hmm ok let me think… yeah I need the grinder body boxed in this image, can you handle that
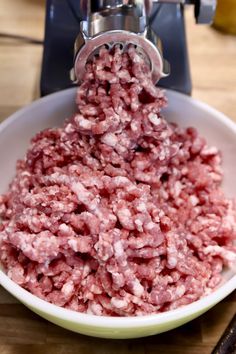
[72,0,170,84]
[72,0,216,84]
[40,0,216,96]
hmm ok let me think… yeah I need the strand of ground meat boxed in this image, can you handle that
[0,45,236,316]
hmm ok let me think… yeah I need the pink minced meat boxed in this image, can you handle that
[0,45,236,316]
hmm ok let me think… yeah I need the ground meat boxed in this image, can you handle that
[0,45,236,316]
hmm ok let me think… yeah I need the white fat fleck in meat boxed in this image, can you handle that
[65,123,75,134]
[132,279,144,297]
[75,114,93,130]
[131,121,139,132]
[173,181,182,197]
[59,223,70,233]
[148,113,161,126]
[223,211,236,231]
[167,256,178,268]
[203,245,236,263]
[68,239,78,252]
[61,281,74,297]
[134,219,143,232]
[201,146,218,156]
[71,181,92,205]
[159,149,167,161]
[189,195,199,206]
[175,285,186,297]
[111,297,128,309]
[114,240,124,258]
[117,207,134,230]
[160,131,169,139]
[159,210,165,218]
[88,303,103,315]
[145,221,156,231]
[136,202,147,213]
[101,133,118,147]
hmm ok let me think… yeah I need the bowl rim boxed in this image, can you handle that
[1,269,236,327]
[0,87,236,328]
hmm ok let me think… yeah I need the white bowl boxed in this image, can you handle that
[0,88,235,339]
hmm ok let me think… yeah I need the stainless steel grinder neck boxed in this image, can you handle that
[72,0,216,84]
[72,0,170,84]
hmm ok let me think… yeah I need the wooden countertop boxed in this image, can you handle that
[0,1,235,353]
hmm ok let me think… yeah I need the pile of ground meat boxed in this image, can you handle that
[0,45,236,316]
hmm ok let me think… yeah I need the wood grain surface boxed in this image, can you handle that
[0,1,236,353]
